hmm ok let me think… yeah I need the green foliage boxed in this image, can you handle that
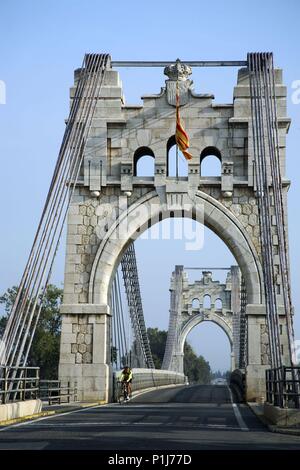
[183,342,211,384]
[0,286,19,315]
[0,284,63,379]
[147,327,168,369]
[147,327,211,383]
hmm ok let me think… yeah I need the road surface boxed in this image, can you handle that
[0,384,300,450]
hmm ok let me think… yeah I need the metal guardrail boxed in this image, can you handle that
[266,366,300,408]
[39,380,78,405]
[0,366,78,405]
[0,366,39,404]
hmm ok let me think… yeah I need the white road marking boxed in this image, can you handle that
[0,421,241,430]
[228,387,249,432]
[0,403,107,432]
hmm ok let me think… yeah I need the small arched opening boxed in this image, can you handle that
[192,298,200,309]
[134,146,155,177]
[215,298,223,310]
[203,294,211,309]
[200,146,222,177]
[167,135,188,177]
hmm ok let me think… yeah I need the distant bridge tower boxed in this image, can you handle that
[162,266,242,373]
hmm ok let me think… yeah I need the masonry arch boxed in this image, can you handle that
[179,313,233,355]
[133,146,155,176]
[179,314,234,371]
[200,146,222,177]
[89,189,263,309]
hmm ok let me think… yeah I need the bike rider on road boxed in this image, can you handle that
[119,366,133,401]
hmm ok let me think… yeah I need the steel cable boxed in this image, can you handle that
[19,54,108,368]
[1,54,109,372]
[248,53,281,369]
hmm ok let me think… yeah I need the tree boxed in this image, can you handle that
[147,327,168,368]
[183,343,211,384]
[0,284,63,379]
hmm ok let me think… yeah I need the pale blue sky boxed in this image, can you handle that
[0,0,299,371]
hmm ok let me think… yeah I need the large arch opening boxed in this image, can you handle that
[108,217,236,374]
[102,206,251,372]
[90,190,263,308]
[87,190,263,401]
[184,321,232,381]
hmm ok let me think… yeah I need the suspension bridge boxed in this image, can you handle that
[0,53,300,448]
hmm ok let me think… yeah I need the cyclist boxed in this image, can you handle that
[119,365,133,401]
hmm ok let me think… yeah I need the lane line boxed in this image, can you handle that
[0,421,241,430]
[0,404,107,432]
[228,387,249,432]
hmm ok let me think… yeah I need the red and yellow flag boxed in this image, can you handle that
[175,83,192,160]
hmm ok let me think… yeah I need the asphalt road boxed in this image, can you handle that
[0,384,300,450]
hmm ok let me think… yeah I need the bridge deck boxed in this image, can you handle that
[0,385,300,450]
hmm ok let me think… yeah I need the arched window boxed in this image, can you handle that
[134,147,155,177]
[203,294,211,309]
[192,298,200,309]
[215,298,223,310]
[167,135,188,177]
[200,146,221,177]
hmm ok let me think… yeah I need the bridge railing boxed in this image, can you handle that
[39,380,78,405]
[113,368,187,402]
[0,366,39,404]
[266,366,300,408]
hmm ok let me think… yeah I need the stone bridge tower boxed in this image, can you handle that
[162,266,242,374]
[58,57,291,402]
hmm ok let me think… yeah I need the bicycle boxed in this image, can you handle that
[117,380,131,404]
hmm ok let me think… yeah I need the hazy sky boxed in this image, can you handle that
[0,0,299,372]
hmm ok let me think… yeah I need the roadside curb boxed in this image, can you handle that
[0,410,56,427]
[0,400,106,427]
[247,402,300,436]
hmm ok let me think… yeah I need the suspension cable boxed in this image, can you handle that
[0,54,110,370]
[120,244,155,369]
[248,53,282,370]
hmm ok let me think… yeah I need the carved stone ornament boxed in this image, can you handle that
[164,59,193,107]
[164,59,192,82]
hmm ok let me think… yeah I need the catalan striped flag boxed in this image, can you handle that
[175,82,192,160]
